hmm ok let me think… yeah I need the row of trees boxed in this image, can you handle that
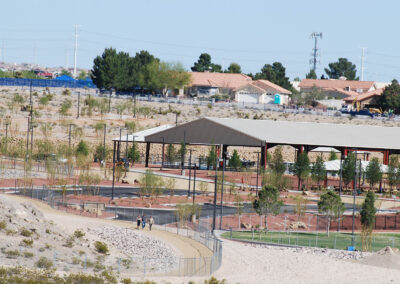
[91,48,191,93]
[253,183,376,250]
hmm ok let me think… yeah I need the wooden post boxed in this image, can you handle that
[145,142,150,168]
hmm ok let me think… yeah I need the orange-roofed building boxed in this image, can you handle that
[298,78,378,99]
[234,80,292,105]
[187,72,252,97]
[343,88,384,108]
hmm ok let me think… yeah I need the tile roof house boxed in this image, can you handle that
[234,80,292,104]
[343,88,384,107]
[298,79,378,99]
[188,72,252,97]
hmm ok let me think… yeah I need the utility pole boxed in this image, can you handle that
[188,149,193,197]
[77,91,80,118]
[219,153,226,230]
[256,152,260,196]
[360,47,367,81]
[103,124,107,163]
[73,24,78,78]
[351,149,358,248]
[310,32,323,72]
[5,122,8,153]
[212,146,218,233]
[68,124,72,149]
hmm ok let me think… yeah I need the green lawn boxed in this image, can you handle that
[221,231,400,252]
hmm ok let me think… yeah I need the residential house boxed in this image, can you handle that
[343,88,384,108]
[234,80,292,104]
[298,78,378,99]
[187,72,252,98]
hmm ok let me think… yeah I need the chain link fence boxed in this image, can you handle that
[11,186,222,277]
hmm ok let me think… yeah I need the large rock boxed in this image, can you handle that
[241,222,252,230]
[289,221,307,230]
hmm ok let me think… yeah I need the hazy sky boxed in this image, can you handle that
[1,0,399,81]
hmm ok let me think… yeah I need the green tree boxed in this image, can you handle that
[191,53,222,72]
[303,86,324,106]
[387,156,398,195]
[329,150,338,161]
[360,191,376,251]
[293,152,310,190]
[365,157,382,190]
[75,140,89,157]
[207,146,217,170]
[253,185,283,231]
[270,146,285,176]
[324,58,358,80]
[177,141,186,162]
[166,144,177,164]
[225,62,242,73]
[144,61,191,96]
[342,152,356,189]
[311,156,326,189]
[317,191,345,236]
[305,69,317,79]
[139,170,164,201]
[254,62,293,91]
[229,150,241,170]
[60,69,73,77]
[127,143,140,165]
[77,70,87,80]
[59,99,72,117]
[376,79,400,114]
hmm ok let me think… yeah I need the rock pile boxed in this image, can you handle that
[90,226,178,272]
[247,242,370,260]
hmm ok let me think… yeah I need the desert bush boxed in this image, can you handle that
[23,251,34,258]
[20,238,33,247]
[74,229,85,239]
[94,241,109,254]
[36,257,53,269]
[64,236,75,248]
[20,228,33,237]
[204,277,227,284]
[2,249,20,258]
[0,220,6,230]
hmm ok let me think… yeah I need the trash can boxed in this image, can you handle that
[347,246,355,251]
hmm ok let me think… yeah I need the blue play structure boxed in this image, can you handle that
[0,77,96,88]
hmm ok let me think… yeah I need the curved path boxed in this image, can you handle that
[5,194,212,280]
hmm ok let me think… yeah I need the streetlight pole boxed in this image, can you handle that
[219,153,226,230]
[108,89,112,113]
[351,149,358,248]
[5,123,8,153]
[188,149,193,198]
[256,151,260,196]
[161,137,165,170]
[77,91,80,118]
[212,146,218,233]
[193,160,197,207]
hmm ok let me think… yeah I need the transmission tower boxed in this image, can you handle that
[310,32,323,72]
[360,47,367,81]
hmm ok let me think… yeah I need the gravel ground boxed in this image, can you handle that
[90,225,178,273]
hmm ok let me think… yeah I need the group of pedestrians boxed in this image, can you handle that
[136,215,154,231]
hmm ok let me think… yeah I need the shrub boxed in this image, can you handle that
[36,257,53,269]
[20,228,33,237]
[20,239,33,247]
[64,236,75,248]
[45,229,51,234]
[23,251,34,258]
[204,277,227,284]
[3,249,20,258]
[0,220,6,230]
[94,241,109,254]
[74,229,85,239]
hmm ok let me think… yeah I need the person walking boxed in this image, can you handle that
[136,215,141,229]
[141,215,146,230]
[149,216,154,231]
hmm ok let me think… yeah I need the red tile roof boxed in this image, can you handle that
[299,79,375,93]
[251,80,292,95]
[189,72,252,89]
[344,88,384,102]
